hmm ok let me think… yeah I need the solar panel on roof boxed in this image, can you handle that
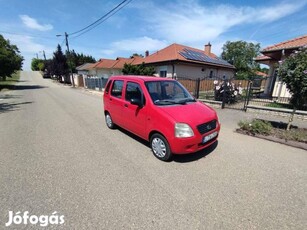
[179,48,232,67]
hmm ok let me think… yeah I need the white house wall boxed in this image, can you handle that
[153,64,234,79]
[272,81,292,98]
[95,69,122,78]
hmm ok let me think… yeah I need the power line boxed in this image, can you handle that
[71,0,133,40]
[69,0,132,37]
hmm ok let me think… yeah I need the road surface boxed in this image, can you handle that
[0,71,306,229]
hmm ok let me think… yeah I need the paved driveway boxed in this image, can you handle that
[0,72,306,229]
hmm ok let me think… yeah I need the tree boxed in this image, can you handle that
[278,47,307,129]
[31,58,45,71]
[51,44,69,81]
[122,63,155,76]
[0,34,24,80]
[65,49,96,73]
[130,53,144,58]
[221,41,260,80]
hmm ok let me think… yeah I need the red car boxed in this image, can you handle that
[103,75,220,161]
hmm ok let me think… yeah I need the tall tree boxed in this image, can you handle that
[279,47,307,129]
[66,49,96,73]
[0,34,24,80]
[51,44,69,81]
[221,41,260,80]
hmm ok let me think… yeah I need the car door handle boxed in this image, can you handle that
[124,104,128,108]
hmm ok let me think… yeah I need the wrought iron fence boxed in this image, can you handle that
[175,76,304,111]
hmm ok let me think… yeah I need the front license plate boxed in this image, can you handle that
[202,131,218,143]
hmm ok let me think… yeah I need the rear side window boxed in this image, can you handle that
[105,80,112,94]
[111,80,124,98]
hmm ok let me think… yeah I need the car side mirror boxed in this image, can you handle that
[130,98,143,107]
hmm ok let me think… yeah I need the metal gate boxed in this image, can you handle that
[218,80,253,110]
[176,76,260,111]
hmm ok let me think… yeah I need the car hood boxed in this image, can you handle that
[158,102,217,124]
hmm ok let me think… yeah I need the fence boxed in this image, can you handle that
[84,76,108,91]
[175,76,305,111]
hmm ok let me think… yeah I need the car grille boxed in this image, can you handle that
[197,120,217,135]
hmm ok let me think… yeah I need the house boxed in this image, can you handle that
[76,63,95,75]
[255,35,307,98]
[255,71,268,78]
[87,56,143,78]
[133,43,235,79]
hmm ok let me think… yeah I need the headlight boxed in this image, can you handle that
[175,123,194,138]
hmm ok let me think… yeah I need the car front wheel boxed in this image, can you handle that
[150,133,172,161]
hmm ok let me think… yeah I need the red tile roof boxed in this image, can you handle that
[91,56,143,70]
[133,43,234,68]
[93,58,117,69]
[262,35,307,52]
[255,71,268,77]
[254,55,272,61]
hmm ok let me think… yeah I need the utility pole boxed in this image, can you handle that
[65,32,75,87]
[56,32,75,87]
[43,50,46,61]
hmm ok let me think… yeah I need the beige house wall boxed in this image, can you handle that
[90,68,122,78]
[153,64,234,79]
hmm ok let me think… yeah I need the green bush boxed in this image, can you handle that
[238,119,272,135]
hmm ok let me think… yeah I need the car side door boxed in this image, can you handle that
[122,81,148,139]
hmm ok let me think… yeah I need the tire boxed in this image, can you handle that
[150,133,172,161]
[105,112,115,129]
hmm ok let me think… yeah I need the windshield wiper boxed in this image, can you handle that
[154,98,196,105]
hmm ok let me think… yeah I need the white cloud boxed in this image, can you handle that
[137,0,306,44]
[20,15,53,31]
[4,33,54,70]
[110,36,168,53]
[6,34,45,53]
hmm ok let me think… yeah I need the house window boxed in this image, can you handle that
[160,70,167,78]
[209,70,213,78]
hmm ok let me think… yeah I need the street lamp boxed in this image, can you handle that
[56,32,75,87]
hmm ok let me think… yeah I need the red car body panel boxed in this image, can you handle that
[103,75,220,155]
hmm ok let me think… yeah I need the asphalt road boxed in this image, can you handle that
[0,71,306,229]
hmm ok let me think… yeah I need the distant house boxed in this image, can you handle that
[76,63,95,75]
[88,56,143,78]
[255,71,268,78]
[255,35,307,98]
[133,43,235,79]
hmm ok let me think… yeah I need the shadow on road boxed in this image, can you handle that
[0,101,33,114]
[13,85,47,90]
[116,126,218,163]
[172,141,218,163]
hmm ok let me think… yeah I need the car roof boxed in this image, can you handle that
[108,75,175,82]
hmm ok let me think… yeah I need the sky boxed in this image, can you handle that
[1,0,307,70]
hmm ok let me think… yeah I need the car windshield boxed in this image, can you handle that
[145,81,196,105]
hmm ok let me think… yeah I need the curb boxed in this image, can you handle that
[236,130,307,151]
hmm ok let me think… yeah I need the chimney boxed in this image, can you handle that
[204,42,211,56]
[145,50,149,57]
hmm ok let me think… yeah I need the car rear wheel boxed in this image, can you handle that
[105,112,115,129]
[150,133,172,161]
